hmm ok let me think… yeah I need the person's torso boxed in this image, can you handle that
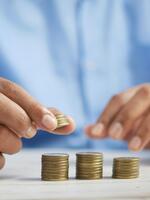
[0,0,150,148]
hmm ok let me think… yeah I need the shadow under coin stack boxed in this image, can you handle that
[55,114,69,128]
[41,153,69,181]
[76,152,103,180]
[112,157,140,179]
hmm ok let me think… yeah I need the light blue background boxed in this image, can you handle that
[0,0,150,149]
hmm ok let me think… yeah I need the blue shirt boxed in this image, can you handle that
[0,0,150,149]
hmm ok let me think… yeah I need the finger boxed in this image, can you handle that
[85,124,105,139]
[89,87,139,138]
[47,108,76,134]
[0,153,5,169]
[0,78,57,131]
[145,142,150,149]
[0,93,36,138]
[108,87,150,140]
[128,112,150,151]
[0,125,22,154]
[124,116,144,141]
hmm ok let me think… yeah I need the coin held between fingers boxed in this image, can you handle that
[55,114,70,129]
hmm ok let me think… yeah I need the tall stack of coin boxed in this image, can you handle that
[76,152,103,180]
[112,157,140,179]
[41,153,69,181]
[55,114,69,128]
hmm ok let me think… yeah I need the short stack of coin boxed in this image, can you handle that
[112,157,140,179]
[41,153,69,181]
[76,152,103,180]
[55,114,69,128]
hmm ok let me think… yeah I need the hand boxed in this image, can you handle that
[0,77,75,169]
[86,84,150,151]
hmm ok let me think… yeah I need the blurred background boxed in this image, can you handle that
[0,0,150,149]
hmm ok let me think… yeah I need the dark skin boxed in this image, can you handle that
[0,78,75,169]
[85,84,150,151]
[0,78,150,169]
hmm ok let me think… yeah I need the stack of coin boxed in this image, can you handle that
[55,114,69,128]
[112,157,140,179]
[76,152,103,180]
[41,153,69,181]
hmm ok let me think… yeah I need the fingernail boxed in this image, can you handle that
[92,123,104,136]
[42,114,57,130]
[129,136,142,151]
[109,122,123,139]
[25,126,37,138]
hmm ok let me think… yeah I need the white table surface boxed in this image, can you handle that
[0,149,150,200]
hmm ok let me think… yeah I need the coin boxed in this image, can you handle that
[76,152,103,180]
[54,114,69,128]
[41,153,69,181]
[112,157,140,179]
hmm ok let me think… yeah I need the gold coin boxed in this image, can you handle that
[76,152,103,158]
[76,175,102,180]
[114,157,140,161]
[76,152,103,180]
[55,114,69,128]
[42,178,68,181]
[112,157,140,179]
[112,176,139,179]
[57,119,69,123]
[41,153,69,181]
[57,122,69,128]
[42,153,69,157]
[113,167,139,170]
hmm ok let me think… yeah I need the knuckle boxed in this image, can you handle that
[29,104,57,121]
[10,139,22,154]
[29,103,45,119]
[0,125,22,154]
[118,110,133,124]
[0,78,21,99]
[111,94,124,104]
[0,77,7,85]
[139,123,150,136]
[139,86,150,97]
[0,78,15,93]
[111,94,119,102]
[16,114,31,134]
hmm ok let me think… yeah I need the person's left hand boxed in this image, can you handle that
[85,84,150,151]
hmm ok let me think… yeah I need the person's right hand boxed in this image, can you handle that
[0,77,75,169]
